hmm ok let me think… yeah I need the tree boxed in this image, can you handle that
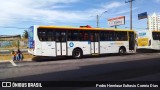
[17,35,21,39]
[23,30,28,39]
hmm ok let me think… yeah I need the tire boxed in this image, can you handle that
[119,47,126,55]
[72,49,83,59]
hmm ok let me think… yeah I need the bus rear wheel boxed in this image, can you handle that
[72,49,83,59]
[119,47,126,55]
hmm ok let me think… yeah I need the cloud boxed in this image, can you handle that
[103,2,125,10]
[0,0,127,27]
[0,0,84,25]
[156,0,160,3]
[85,1,126,18]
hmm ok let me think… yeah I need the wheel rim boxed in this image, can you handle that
[75,51,80,57]
[120,49,124,54]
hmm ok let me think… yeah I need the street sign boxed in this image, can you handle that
[138,12,147,20]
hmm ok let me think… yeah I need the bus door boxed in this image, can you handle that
[129,32,135,50]
[90,32,99,54]
[56,31,67,56]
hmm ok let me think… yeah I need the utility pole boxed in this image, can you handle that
[96,11,108,28]
[97,15,99,28]
[125,0,135,30]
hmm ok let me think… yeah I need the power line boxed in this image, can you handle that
[0,26,28,29]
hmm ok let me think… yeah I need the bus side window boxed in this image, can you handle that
[47,30,54,41]
[79,31,89,41]
[115,32,119,41]
[67,31,72,41]
[158,33,160,40]
[153,32,158,40]
[84,32,89,41]
[67,30,79,41]
[152,32,155,40]
[124,32,128,41]
[156,33,158,40]
[119,32,127,41]
[42,31,46,41]
[109,32,114,41]
[100,31,106,41]
[38,32,43,41]
[80,31,83,41]
[159,33,160,40]
[55,31,61,42]
[61,31,66,42]
[90,33,94,41]
[73,31,79,41]
[105,32,110,41]
[104,32,107,41]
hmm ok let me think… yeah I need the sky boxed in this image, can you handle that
[0,0,160,35]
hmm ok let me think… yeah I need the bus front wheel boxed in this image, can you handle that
[72,49,83,59]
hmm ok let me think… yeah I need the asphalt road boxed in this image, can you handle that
[0,53,160,90]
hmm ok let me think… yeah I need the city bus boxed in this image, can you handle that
[137,30,160,50]
[28,25,136,58]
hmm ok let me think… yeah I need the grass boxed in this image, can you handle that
[0,53,34,61]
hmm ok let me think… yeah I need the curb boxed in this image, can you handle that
[0,58,32,63]
[0,49,28,52]
[0,60,10,63]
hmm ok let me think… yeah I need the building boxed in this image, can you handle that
[148,13,160,31]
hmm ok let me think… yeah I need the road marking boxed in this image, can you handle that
[10,60,17,66]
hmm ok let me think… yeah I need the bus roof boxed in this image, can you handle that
[37,25,135,32]
[152,30,160,32]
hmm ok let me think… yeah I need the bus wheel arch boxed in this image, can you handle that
[119,46,126,55]
[72,48,83,59]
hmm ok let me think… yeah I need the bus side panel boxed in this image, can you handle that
[42,42,56,56]
[100,41,129,54]
[100,41,119,54]
[100,41,110,54]
[120,41,129,53]
[67,41,91,56]
[152,40,160,49]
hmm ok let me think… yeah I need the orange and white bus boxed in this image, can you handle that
[28,25,136,58]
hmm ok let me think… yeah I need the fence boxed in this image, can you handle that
[0,40,27,48]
